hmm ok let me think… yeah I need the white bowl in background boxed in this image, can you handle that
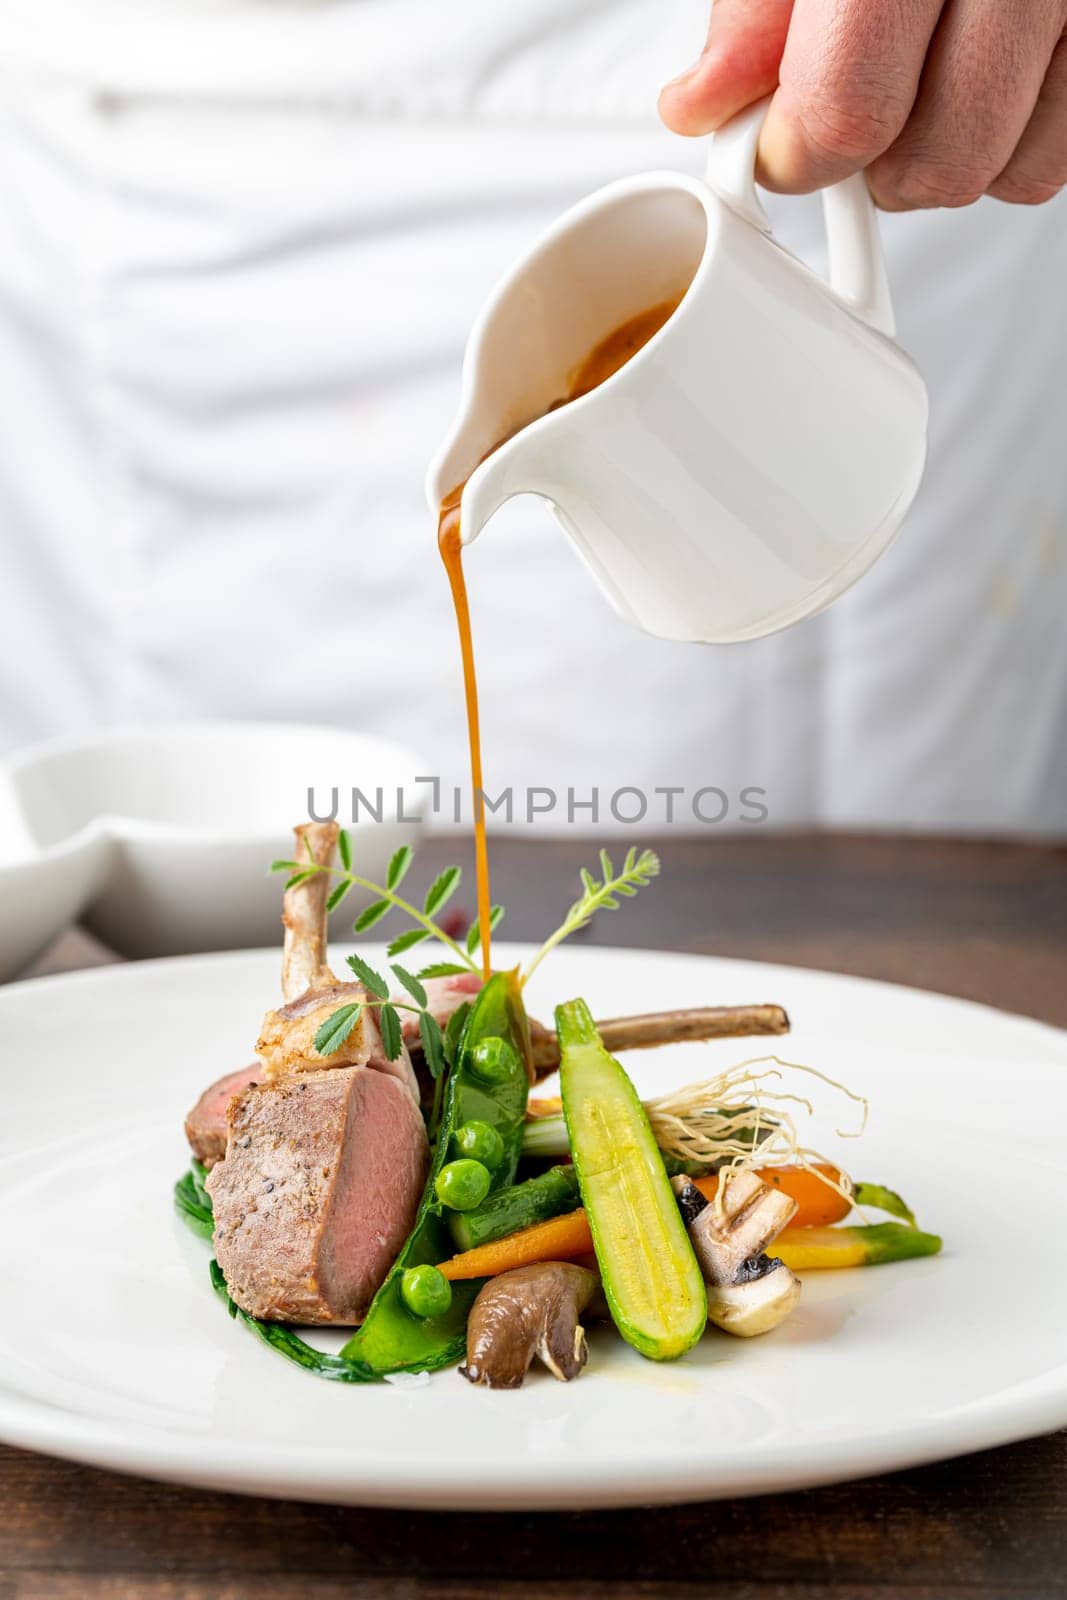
[0,721,427,964]
[0,833,110,982]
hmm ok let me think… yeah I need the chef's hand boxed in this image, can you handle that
[659,0,1067,208]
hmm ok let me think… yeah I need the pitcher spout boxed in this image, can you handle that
[425,410,541,546]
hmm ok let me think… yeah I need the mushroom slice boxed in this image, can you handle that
[684,1169,798,1286]
[460,1263,598,1389]
[705,1257,802,1337]
[674,1173,802,1339]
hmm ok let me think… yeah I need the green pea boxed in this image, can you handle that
[470,1035,518,1083]
[400,1264,453,1320]
[435,1158,492,1212]
[453,1120,505,1169]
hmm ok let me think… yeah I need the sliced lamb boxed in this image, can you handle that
[207,1066,429,1324]
[184,1062,262,1168]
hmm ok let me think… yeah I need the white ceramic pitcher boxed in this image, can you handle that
[426,100,928,644]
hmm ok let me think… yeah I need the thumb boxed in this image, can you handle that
[659,0,794,136]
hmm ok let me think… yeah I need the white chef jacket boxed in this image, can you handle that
[1,0,1065,836]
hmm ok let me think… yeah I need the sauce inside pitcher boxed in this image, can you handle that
[438,297,681,976]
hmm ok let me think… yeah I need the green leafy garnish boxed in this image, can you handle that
[275,836,662,1070]
[174,1161,213,1239]
[391,965,428,1008]
[443,1000,472,1068]
[345,953,390,1000]
[419,1010,446,1080]
[326,880,352,912]
[209,1261,378,1383]
[270,850,476,971]
[466,904,504,955]
[423,866,461,918]
[387,844,413,889]
[522,847,660,982]
[354,898,392,933]
[854,1182,918,1227]
[283,868,317,892]
[312,1002,363,1057]
[379,1002,403,1062]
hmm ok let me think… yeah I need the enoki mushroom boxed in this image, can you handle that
[642,1055,869,1213]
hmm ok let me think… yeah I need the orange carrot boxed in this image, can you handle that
[439,1207,593,1280]
[438,1163,851,1281]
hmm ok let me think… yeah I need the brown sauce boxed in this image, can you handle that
[565,297,679,401]
[438,297,681,978]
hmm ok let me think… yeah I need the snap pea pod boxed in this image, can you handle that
[342,971,531,1374]
[448,1162,581,1251]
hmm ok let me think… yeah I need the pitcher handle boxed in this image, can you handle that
[705,97,895,338]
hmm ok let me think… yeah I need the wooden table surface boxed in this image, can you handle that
[3,831,1066,1600]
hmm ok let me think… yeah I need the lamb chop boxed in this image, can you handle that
[203,821,430,1324]
[255,820,419,1103]
[185,821,419,1166]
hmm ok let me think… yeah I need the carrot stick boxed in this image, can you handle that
[437,1163,851,1281]
[439,1207,593,1280]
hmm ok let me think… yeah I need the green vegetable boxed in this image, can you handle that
[174,1160,213,1239]
[210,1261,376,1383]
[270,836,480,971]
[271,837,660,983]
[520,1111,773,1169]
[400,1264,453,1319]
[175,1173,380,1381]
[470,1035,518,1083]
[448,1162,581,1252]
[312,950,446,1071]
[453,1120,505,1168]
[557,997,706,1362]
[854,1182,918,1227]
[313,1002,363,1056]
[523,847,660,982]
[777,1222,941,1271]
[860,1222,940,1263]
[342,971,531,1374]
[435,1159,492,1211]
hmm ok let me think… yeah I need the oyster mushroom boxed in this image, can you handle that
[460,1262,599,1388]
[674,1171,802,1338]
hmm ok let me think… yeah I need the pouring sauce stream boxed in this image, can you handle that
[437,296,681,979]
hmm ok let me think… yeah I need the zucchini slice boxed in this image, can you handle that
[556,997,706,1361]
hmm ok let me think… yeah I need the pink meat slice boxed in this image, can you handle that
[184,1063,263,1168]
[206,1065,429,1325]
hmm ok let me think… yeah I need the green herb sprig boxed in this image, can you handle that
[311,953,445,1075]
[270,834,503,975]
[521,846,660,983]
[277,836,658,1093]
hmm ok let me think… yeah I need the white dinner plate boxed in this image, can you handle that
[1,942,1065,1509]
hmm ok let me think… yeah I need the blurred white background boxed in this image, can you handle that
[0,0,1065,837]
